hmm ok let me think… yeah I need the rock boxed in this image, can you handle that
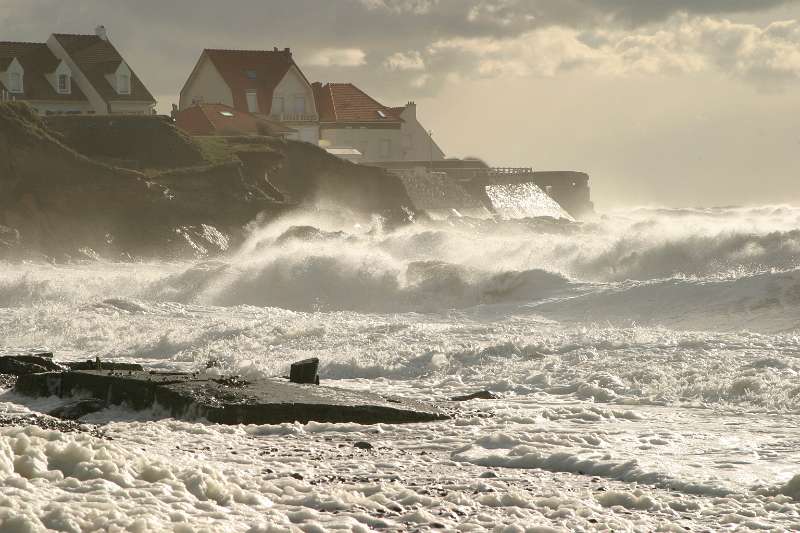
[65,360,143,371]
[450,390,499,401]
[15,370,449,425]
[48,398,106,420]
[354,441,373,450]
[290,357,320,385]
[0,354,65,376]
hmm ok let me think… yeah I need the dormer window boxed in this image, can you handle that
[8,72,22,93]
[245,70,257,80]
[118,73,130,94]
[57,74,71,94]
[112,61,132,95]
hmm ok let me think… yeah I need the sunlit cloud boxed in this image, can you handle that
[305,47,367,67]
[384,51,426,71]
[425,16,800,85]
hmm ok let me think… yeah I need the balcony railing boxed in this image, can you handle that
[269,112,319,122]
[488,167,534,175]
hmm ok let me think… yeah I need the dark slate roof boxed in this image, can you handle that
[313,82,402,125]
[0,41,88,101]
[52,34,155,103]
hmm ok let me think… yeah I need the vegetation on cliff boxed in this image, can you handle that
[0,103,416,261]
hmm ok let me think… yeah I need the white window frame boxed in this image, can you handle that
[118,73,131,95]
[293,95,305,114]
[58,73,71,94]
[8,72,22,93]
[246,90,259,113]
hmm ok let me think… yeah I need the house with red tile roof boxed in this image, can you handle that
[175,103,295,138]
[0,26,155,115]
[179,48,319,145]
[313,82,444,163]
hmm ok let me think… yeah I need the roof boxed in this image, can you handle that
[52,34,155,103]
[199,49,301,114]
[313,83,402,125]
[0,41,88,101]
[175,103,295,136]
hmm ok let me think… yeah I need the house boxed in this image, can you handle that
[179,48,319,144]
[313,82,445,163]
[175,103,295,138]
[0,26,155,115]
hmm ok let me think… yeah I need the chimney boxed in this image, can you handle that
[284,47,292,60]
[405,101,416,118]
[273,47,278,52]
[95,25,108,41]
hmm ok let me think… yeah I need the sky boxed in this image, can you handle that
[1,0,799,208]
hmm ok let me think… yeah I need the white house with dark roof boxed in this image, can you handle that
[0,26,155,115]
[179,48,319,144]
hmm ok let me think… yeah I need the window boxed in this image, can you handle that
[271,96,284,116]
[58,74,70,94]
[246,91,259,113]
[8,72,21,93]
[379,139,392,159]
[293,95,305,114]
[245,69,257,80]
[118,74,130,94]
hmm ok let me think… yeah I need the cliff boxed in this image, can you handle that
[0,103,417,261]
[0,104,284,260]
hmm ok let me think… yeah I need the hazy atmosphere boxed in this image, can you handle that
[2,0,799,207]
[4,2,800,531]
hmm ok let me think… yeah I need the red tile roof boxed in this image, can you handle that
[175,103,295,137]
[200,49,303,114]
[313,83,402,125]
[0,41,88,101]
[52,34,154,103]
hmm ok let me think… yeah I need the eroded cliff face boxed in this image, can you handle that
[0,104,418,261]
[0,104,283,260]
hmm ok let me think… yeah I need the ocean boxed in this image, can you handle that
[2,205,800,531]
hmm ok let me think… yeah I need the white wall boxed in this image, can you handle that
[270,66,317,119]
[25,100,94,114]
[179,55,233,110]
[0,58,25,94]
[108,101,155,114]
[320,126,403,162]
[399,103,445,161]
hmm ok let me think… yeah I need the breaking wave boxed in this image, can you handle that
[2,205,800,325]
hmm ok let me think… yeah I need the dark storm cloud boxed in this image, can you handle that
[0,0,798,104]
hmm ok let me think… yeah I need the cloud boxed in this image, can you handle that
[384,51,426,71]
[424,16,800,85]
[359,0,439,15]
[0,0,798,104]
[305,48,367,67]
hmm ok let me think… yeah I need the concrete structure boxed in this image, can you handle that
[179,48,319,144]
[313,82,445,163]
[373,160,594,219]
[0,26,155,115]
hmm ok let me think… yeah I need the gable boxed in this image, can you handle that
[52,33,155,103]
[202,49,309,113]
